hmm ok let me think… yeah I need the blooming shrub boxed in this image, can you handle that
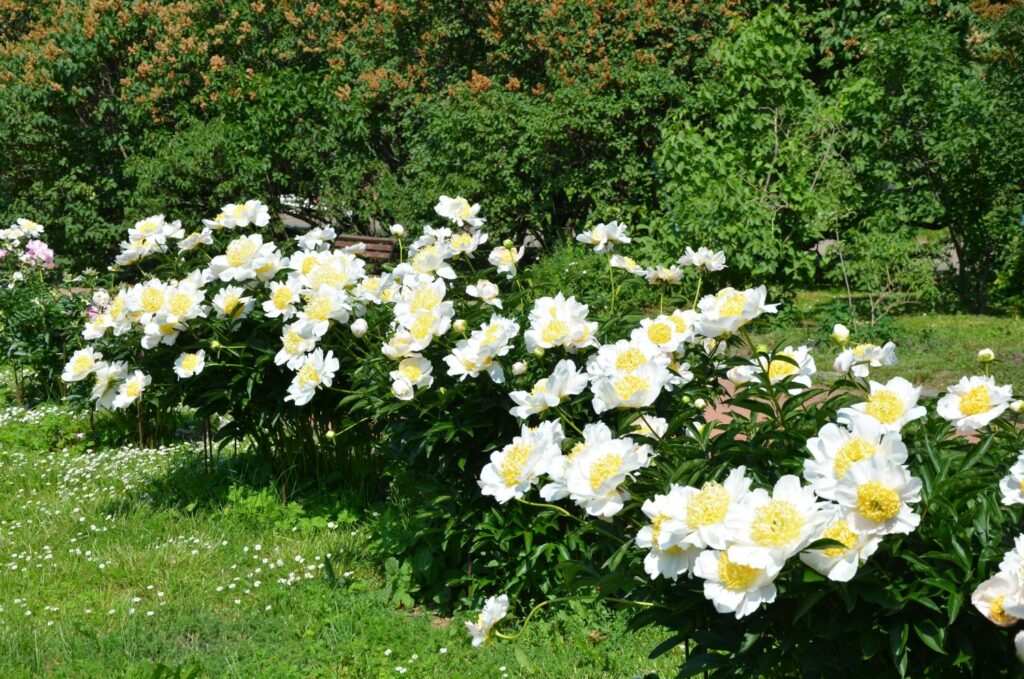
[59,196,1024,672]
[0,219,89,401]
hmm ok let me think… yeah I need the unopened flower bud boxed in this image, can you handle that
[350,318,368,338]
[438,386,447,395]
[831,323,850,345]
[502,239,515,249]
[533,348,544,358]
[389,224,405,237]
[512,361,528,376]
[210,340,222,349]
[325,430,336,440]
[1010,400,1024,414]
[755,344,769,354]
[682,395,692,404]
[453,319,467,333]
[978,348,995,363]
[694,398,708,410]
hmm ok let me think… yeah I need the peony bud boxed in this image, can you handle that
[453,319,467,333]
[350,318,368,338]
[1011,400,1024,414]
[1016,631,1024,664]
[694,398,708,410]
[533,348,544,358]
[511,361,528,376]
[391,379,413,400]
[831,323,850,345]
[978,348,995,363]
[324,430,336,440]
[389,224,405,237]
[210,340,222,349]
[502,239,515,249]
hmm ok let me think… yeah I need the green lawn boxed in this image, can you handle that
[0,405,679,678]
[751,291,1024,392]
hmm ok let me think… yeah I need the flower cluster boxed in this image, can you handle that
[0,219,54,276]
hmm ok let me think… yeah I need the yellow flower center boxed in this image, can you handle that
[567,441,587,461]
[283,330,304,355]
[124,380,142,399]
[833,437,879,478]
[766,352,798,381]
[750,500,805,547]
[821,521,858,558]
[451,233,473,250]
[225,237,257,268]
[670,313,688,334]
[531,379,549,396]
[310,262,349,290]
[110,296,125,318]
[852,343,876,358]
[717,552,759,591]
[541,319,568,345]
[180,354,199,372]
[222,294,242,316]
[499,443,534,487]
[589,453,623,491]
[646,322,673,346]
[140,286,165,314]
[615,348,646,372]
[301,256,317,275]
[719,293,745,318]
[958,384,991,416]
[304,294,333,322]
[856,481,901,522]
[410,286,442,313]
[612,374,649,401]
[412,246,440,272]
[498,248,517,265]
[686,482,730,527]
[400,363,422,382]
[272,286,294,310]
[990,595,1018,625]
[410,313,435,341]
[865,389,904,424]
[457,201,473,219]
[167,291,193,318]
[296,362,320,387]
[71,354,94,374]
[137,220,159,236]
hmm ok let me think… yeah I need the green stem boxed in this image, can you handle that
[494,599,560,641]
[691,274,703,311]
[516,498,579,521]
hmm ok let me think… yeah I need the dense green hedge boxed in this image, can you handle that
[2,0,1023,310]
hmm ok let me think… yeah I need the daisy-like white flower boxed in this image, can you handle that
[972,573,1023,627]
[725,475,827,572]
[91,361,127,410]
[636,486,701,580]
[284,349,339,406]
[609,254,646,276]
[936,375,1013,433]
[589,362,671,414]
[295,226,337,252]
[508,359,588,419]
[999,451,1024,506]
[644,265,684,285]
[388,356,434,400]
[112,370,151,409]
[802,414,908,501]
[62,348,103,382]
[799,510,883,582]
[275,322,318,369]
[479,423,564,503]
[403,241,456,280]
[212,286,254,319]
[449,231,488,256]
[523,294,598,353]
[839,377,927,433]
[126,279,169,325]
[465,280,502,308]
[435,195,485,229]
[832,342,897,378]
[631,415,668,440]
[262,277,303,320]
[173,350,206,379]
[204,200,271,230]
[209,234,277,282]
[575,221,630,252]
[565,435,651,518]
[692,549,778,619]
[833,456,921,535]
[695,286,778,338]
[14,218,44,237]
[631,314,688,354]
[178,229,214,252]
[731,346,816,393]
[488,245,524,279]
[465,595,508,647]
[539,422,611,503]
[297,288,351,338]
[658,467,752,551]
[677,246,726,272]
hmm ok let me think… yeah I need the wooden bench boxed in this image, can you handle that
[335,234,397,262]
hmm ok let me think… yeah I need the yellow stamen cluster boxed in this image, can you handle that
[856,481,901,522]
[833,437,879,478]
[612,375,648,401]
[499,443,534,487]
[821,522,858,558]
[750,500,805,547]
[865,390,903,424]
[958,385,991,416]
[686,482,730,527]
[717,552,759,591]
[589,453,623,491]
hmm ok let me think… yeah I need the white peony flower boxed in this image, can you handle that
[936,375,1013,433]
[839,377,927,433]
[465,595,508,647]
[833,456,921,536]
[677,246,726,272]
[173,350,206,379]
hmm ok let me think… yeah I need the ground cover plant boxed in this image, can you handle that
[37,194,1024,676]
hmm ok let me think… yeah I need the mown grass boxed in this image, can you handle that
[0,404,680,678]
[751,290,1024,391]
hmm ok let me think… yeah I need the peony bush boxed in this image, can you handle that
[58,196,1024,673]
